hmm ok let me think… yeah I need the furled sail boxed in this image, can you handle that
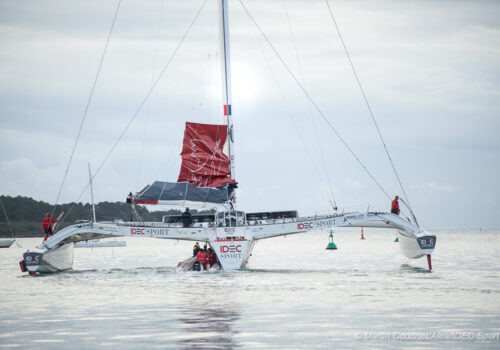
[133,181,231,205]
[129,122,236,206]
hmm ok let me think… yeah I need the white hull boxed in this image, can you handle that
[398,232,424,259]
[0,239,15,248]
[397,231,436,259]
[210,239,255,270]
[24,243,74,273]
[21,211,436,273]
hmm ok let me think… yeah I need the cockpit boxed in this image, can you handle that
[216,210,245,227]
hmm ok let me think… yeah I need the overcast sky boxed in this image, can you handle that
[0,0,499,230]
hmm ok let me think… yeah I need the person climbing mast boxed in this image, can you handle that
[391,196,400,215]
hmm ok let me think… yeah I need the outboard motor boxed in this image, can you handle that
[193,260,201,271]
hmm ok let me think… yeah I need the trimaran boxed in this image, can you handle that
[20,0,436,275]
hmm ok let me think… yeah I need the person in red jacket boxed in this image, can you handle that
[196,249,207,271]
[207,248,218,268]
[43,213,59,241]
[391,196,400,215]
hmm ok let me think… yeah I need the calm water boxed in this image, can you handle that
[1,230,499,349]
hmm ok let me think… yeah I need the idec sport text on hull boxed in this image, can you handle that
[220,244,242,253]
[130,227,168,236]
[297,218,339,230]
[220,253,241,259]
[131,228,145,235]
[297,222,313,230]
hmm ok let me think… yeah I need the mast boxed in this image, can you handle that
[88,163,97,223]
[218,0,235,183]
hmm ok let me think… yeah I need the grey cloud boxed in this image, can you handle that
[0,0,499,229]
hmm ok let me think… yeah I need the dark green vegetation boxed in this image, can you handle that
[0,195,214,237]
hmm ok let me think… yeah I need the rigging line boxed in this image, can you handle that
[191,1,217,122]
[0,197,15,239]
[283,0,337,209]
[136,0,165,190]
[59,0,209,225]
[207,2,219,123]
[154,150,174,201]
[148,148,173,186]
[157,176,170,201]
[51,0,122,218]
[244,10,331,206]
[238,0,391,201]
[324,0,412,209]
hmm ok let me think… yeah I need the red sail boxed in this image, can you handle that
[177,122,234,188]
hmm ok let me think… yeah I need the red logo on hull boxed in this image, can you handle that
[131,228,145,235]
[297,222,313,230]
[220,245,242,253]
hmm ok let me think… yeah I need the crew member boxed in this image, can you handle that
[182,207,193,228]
[208,248,218,268]
[126,192,134,204]
[196,248,207,271]
[193,242,200,256]
[42,213,58,241]
[391,196,400,215]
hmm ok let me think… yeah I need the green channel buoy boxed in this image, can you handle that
[394,236,399,243]
[326,230,337,250]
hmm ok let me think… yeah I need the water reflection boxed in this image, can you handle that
[177,295,239,349]
[399,263,432,273]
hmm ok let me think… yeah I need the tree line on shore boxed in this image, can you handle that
[0,195,213,237]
